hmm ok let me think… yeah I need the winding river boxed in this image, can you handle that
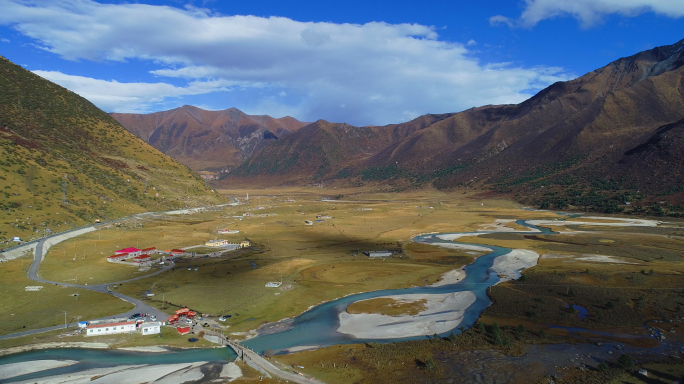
[3,216,668,378]
[242,220,554,353]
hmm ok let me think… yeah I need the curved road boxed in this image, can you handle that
[0,199,242,340]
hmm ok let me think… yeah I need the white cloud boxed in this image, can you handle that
[33,70,235,113]
[0,38,9,43]
[1,0,572,125]
[492,0,684,28]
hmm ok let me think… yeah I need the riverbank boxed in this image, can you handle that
[7,361,242,384]
[338,291,476,338]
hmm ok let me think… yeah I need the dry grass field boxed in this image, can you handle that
[5,185,684,384]
[0,253,133,335]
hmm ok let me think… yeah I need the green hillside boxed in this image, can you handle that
[0,56,224,243]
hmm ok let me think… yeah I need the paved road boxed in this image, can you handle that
[1,198,242,340]
[0,238,176,340]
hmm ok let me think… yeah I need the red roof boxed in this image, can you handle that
[170,249,185,254]
[87,321,136,329]
[117,247,141,253]
[133,255,151,261]
[107,254,125,259]
[141,247,156,252]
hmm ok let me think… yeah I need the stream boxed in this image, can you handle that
[242,220,554,353]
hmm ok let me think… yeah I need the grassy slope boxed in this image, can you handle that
[0,55,224,244]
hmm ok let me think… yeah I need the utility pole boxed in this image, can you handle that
[63,311,68,329]
[162,293,165,309]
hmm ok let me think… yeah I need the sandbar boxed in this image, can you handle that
[338,291,476,339]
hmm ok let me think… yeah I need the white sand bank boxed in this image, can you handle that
[430,268,466,287]
[491,249,540,283]
[528,217,660,227]
[13,362,213,384]
[116,346,170,353]
[575,255,638,264]
[220,362,242,381]
[477,219,517,232]
[0,360,78,381]
[283,345,322,353]
[338,291,476,339]
[0,342,109,357]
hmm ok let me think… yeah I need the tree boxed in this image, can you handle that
[477,322,486,334]
[263,349,275,358]
[424,356,437,371]
[617,354,634,370]
[605,301,614,309]
[493,332,503,346]
[597,361,608,372]
[448,332,457,342]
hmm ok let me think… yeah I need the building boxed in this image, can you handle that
[364,250,393,258]
[177,326,191,335]
[140,322,161,335]
[239,241,250,248]
[86,321,136,336]
[265,282,282,288]
[218,229,239,234]
[115,247,141,257]
[141,247,157,255]
[205,239,230,247]
[132,254,152,264]
[107,253,129,262]
[170,249,186,257]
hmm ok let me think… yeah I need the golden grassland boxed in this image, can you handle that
[0,254,134,335]
[346,297,428,316]
[5,183,684,384]
[0,324,215,351]
[106,187,556,332]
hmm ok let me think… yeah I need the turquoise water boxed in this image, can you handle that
[0,347,236,382]
[0,219,552,373]
[243,220,554,353]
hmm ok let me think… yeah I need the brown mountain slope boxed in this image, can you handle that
[231,114,454,183]
[225,38,684,213]
[111,106,308,175]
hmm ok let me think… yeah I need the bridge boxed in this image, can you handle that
[198,327,325,384]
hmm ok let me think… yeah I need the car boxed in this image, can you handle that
[149,315,157,321]
[129,313,143,320]
[218,315,232,322]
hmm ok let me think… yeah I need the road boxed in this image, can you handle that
[0,198,242,340]
[198,329,325,384]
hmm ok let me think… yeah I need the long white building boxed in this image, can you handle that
[86,321,137,336]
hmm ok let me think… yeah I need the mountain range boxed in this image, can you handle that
[109,39,684,215]
[224,38,684,214]
[111,106,308,177]
[0,55,223,242]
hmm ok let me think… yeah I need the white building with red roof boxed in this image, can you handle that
[132,254,152,265]
[115,247,141,257]
[107,253,129,262]
[86,321,136,336]
[141,247,157,255]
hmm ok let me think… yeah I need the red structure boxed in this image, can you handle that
[132,254,151,264]
[177,326,190,335]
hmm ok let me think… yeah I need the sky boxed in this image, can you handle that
[0,0,682,126]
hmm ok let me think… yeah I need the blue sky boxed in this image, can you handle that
[0,0,682,126]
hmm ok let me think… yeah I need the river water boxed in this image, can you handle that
[0,219,612,375]
[0,347,236,382]
[242,220,554,353]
